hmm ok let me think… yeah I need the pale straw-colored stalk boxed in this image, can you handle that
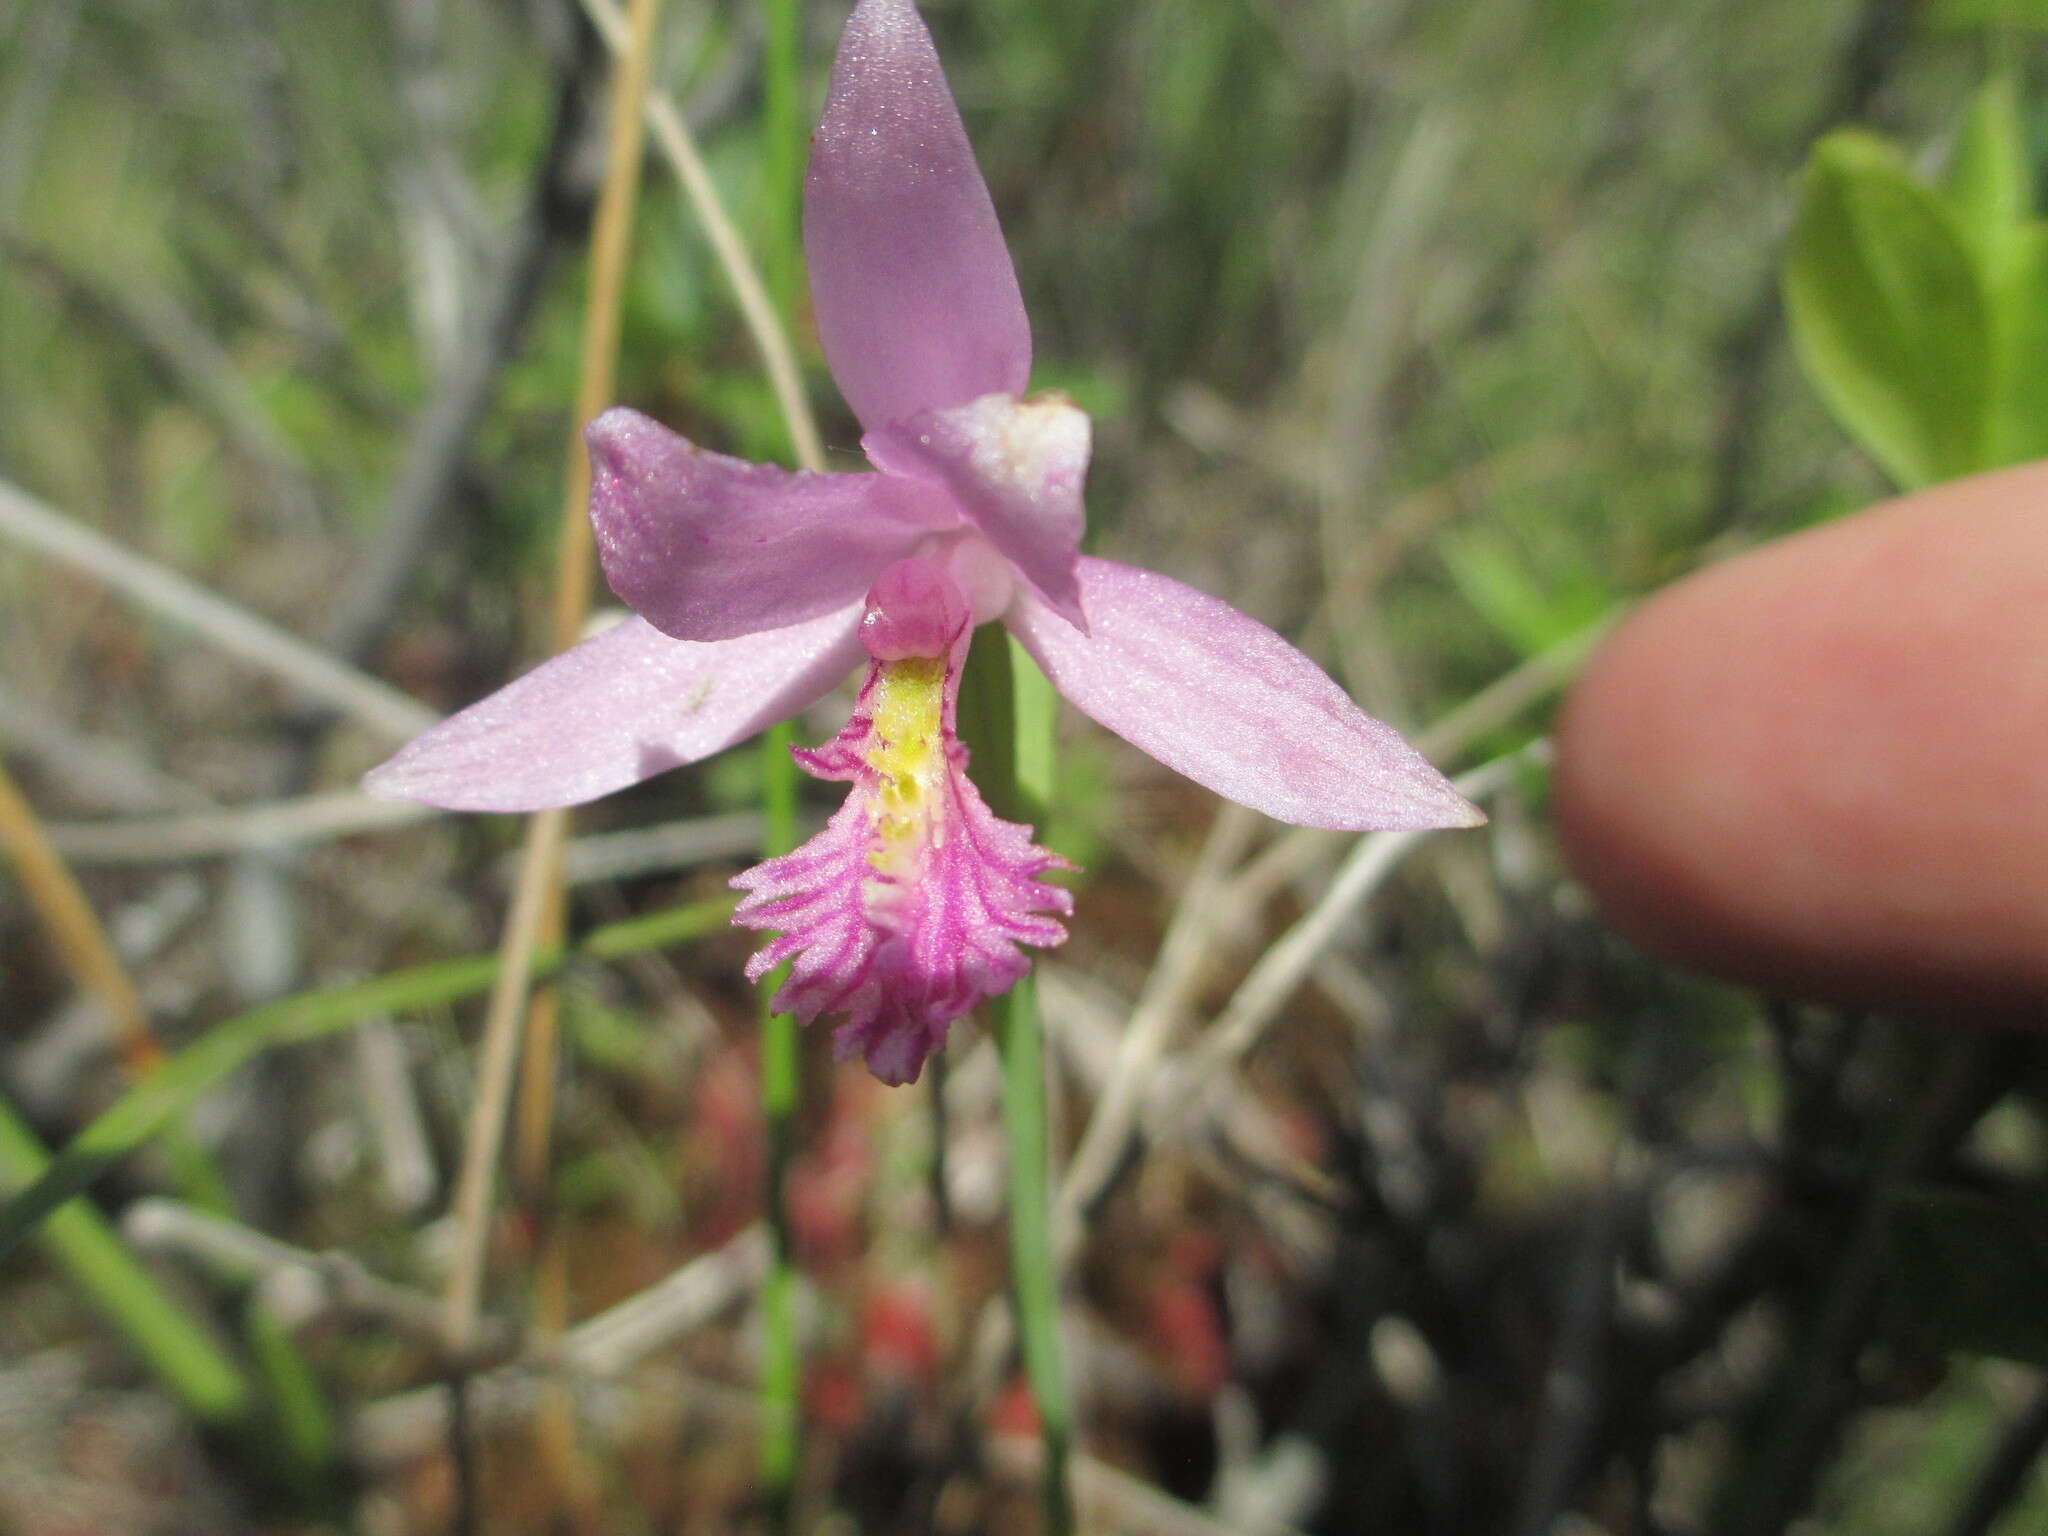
[439,0,664,1360]
[578,0,825,474]
[0,753,163,1075]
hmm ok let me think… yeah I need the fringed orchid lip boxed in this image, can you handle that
[731,559,1071,1086]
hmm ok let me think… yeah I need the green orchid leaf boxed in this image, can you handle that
[1939,78,2048,465]
[1987,223,2048,462]
[1943,76,2030,281]
[1784,131,1994,488]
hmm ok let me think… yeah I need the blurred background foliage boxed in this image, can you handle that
[2,0,2047,1532]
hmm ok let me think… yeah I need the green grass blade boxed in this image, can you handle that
[963,625,1074,1533]
[0,1093,250,1425]
[753,0,812,1510]
[244,1293,341,1491]
[999,973,1074,1535]
[757,721,804,1517]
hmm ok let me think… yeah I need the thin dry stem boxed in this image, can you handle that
[440,0,664,1363]
[1163,743,1547,1130]
[0,478,437,742]
[38,797,758,877]
[123,1197,450,1343]
[1315,110,1466,703]
[1054,635,1587,1256]
[502,11,669,1439]
[353,1228,769,1470]
[579,0,826,474]
[1052,803,1260,1267]
[562,1225,770,1375]
[441,808,570,1354]
[0,680,210,815]
[0,754,163,1073]
[354,1021,439,1217]
[42,791,434,863]
[1411,616,1613,763]
[548,0,662,654]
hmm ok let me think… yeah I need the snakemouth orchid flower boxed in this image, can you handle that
[366,0,1481,1084]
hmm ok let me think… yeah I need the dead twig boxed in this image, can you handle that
[0,478,438,743]
[443,0,663,1362]
[579,0,825,474]
[1148,743,1543,1162]
[0,754,164,1073]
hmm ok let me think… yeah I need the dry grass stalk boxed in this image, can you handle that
[0,755,164,1074]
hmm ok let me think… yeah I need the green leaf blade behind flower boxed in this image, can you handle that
[1783,131,1994,489]
[1986,223,2048,463]
[1943,75,2030,277]
[1941,78,2048,466]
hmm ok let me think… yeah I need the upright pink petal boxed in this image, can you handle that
[804,0,1031,433]
[1008,558,1484,831]
[865,392,1090,630]
[589,408,952,642]
[363,608,864,812]
[733,559,1070,1085]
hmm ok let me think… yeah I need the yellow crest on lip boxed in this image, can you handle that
[863,656,948,879]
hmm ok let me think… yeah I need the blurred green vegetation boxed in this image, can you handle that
[1785,74,2048,485]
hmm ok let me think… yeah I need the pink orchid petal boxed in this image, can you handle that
[1008,558,1484,831]
[804,0,1030,433]
[588,408,949,643]
[864,393,1090,630]
[363,608,864,812]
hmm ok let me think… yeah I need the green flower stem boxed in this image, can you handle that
[758,721,803,1516]
[1010,638,1060,810]
[0,897,736,1267]
[754,0,811,1512]
[999,974,1073,1534]
[963,631,1075,1536]
[0,1091,249,1426]
[164,1125,235,1215]
[244,1292,340,1489]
